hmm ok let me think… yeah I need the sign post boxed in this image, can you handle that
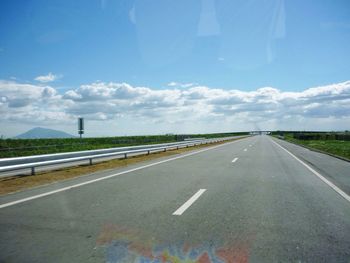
[78,117,84,139]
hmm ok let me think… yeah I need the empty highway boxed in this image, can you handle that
[1,135,350,262]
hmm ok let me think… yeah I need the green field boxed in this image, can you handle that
[274,132,350,160]
[0,132,248,158]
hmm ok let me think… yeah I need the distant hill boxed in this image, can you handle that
[15,127,75,139]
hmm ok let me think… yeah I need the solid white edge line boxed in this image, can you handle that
[172,189,207,215]
[270,138,350,203]
[232,157,238,163]
[0,139,243,209]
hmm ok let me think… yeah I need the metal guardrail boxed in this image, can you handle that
[0,137,240,177]
[0,139,207,166]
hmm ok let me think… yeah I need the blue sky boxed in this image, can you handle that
[0,0,350,137]
[1,0,349,90]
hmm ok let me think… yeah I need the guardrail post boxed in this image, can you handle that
[147,150,150,155]
[89,158,92,165]
[31,167,35,175]
[164,148,166,152]
[176,146,179,150]
[124,153,127,159]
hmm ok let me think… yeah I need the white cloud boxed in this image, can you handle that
[34,72,61,83]
[167,82,178,87]
[1,79,350,136]
[0,80,71,125]
[167,82,196,88]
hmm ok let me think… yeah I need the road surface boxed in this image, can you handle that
[1,135,350,262]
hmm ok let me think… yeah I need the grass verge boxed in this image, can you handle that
[276,134,350,160]
[0,138,245,195]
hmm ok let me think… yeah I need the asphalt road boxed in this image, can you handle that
[0,135,350,262]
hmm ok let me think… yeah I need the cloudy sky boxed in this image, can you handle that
[0,0,349,137]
